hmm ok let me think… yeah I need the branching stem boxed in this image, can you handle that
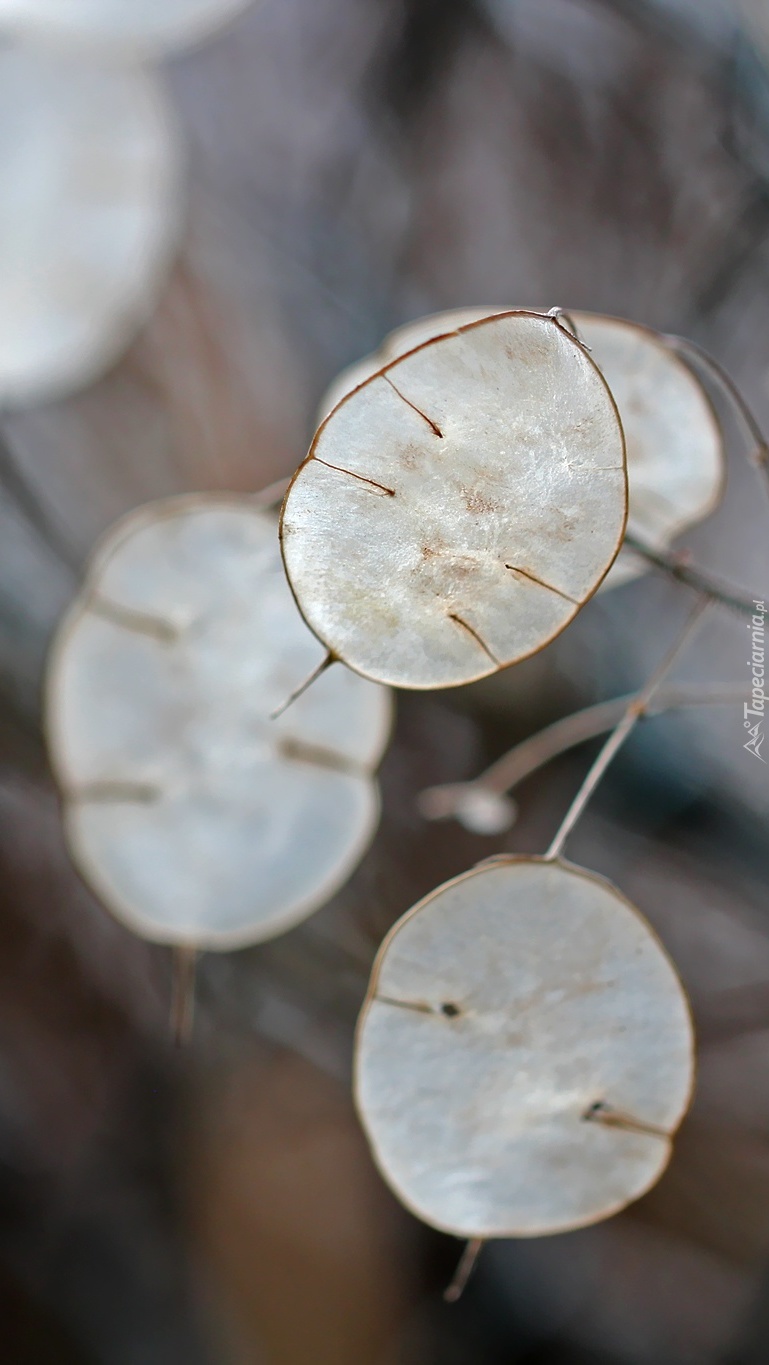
[444,1237,484,1303]
[418,682,745,824]
[624,532,760,617]
[544,597,711,859]
[270,651,335,719]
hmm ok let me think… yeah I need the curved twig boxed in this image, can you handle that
[418,682,745,826]
[545,597,711,859]
[624,532,761,617]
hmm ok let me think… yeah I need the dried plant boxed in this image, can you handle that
[276,301,767,1290]
[42,297,767,1246]
[0,46,181,407]
[7,2,769,1358]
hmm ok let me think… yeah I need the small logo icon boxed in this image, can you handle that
[744,717,765,762]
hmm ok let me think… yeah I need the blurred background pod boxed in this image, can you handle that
[45,496,392,948]
[0,45,184,411]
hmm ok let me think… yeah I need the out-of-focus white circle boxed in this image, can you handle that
[0,47,182,407]
[46,498,392,949]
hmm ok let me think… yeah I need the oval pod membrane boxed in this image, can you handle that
[355,857,694,1238]
[46,498,392,949]
[574,313,724,588]
[319,307,724,593]
[0,47,182,407]
[0,0,255,54]
[283,311,628,690]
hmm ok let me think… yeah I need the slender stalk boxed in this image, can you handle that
[444,1237,484,1303]
[418,683,745,824]
[623,532,759,618]
[545,597,711,861]
[270,651,334,719]
[663,333,769,506]
[546,307,589,350]
[170,944,197,1047]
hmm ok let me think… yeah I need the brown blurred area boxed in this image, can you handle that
[2,0,769,1360]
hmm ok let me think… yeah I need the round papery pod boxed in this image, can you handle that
[0,47,182,408]
[354,857,694,1239]
[319,307,725,593]
[0,0,255,55]
[283,310,628,691]
[573,313,724,588]
[45,497,392,950]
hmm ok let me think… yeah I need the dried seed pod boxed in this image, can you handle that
[284,311,627,690]
[46,498,392,949]
[355,857,694,1238]
[0,0,255,54]
[320,308,725,592]
[574,313,724,588]
[0,48,181,407]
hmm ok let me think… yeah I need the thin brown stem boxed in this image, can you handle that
[546,307,589,350]
[624,532,759,617]
[270,651,334,719]
[444,1238,484,1303]
[418,683,745,824]
[663,333,769,506]
[545,597,711,860]
[582,1101,669,1140]
[170,945,197,1047]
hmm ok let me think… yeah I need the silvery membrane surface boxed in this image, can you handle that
[47,499,391,948]
[284,311,628,689]
[355,858,694,1237]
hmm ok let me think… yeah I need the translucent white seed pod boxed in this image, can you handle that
[355,856,694,1238]
[0,47,182,407]
[46,497,392,949]
[284,310,628,690]
[574,313,724,588]
[318,307,725,593]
